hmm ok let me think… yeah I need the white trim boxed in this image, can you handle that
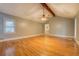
[74,18,77,39]
[48,33,74,39]
[74,17,79,45]
[75,39,79,45]
[0,33,74,42]
[0,33,43,42]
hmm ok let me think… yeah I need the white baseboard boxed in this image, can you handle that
[0,33,42,42]
[74,38,79,45]
[0,33,74,42]
[48,34,74,39]
[76,41,79,45]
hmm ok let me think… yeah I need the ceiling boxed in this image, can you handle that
[0,3,79,23]
[48,3,79,18]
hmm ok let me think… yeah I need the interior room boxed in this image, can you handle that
[0,3,79,56]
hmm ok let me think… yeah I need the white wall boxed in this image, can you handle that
[0,13,44,39]
[0,13,75,40]
[47,17,74,38]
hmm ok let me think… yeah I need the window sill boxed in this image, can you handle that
[4,32,16,34]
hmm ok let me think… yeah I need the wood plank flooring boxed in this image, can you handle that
[0,35,79,56]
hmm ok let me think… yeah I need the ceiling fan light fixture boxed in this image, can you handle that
[41,15,47,21]
[41,7,47,21]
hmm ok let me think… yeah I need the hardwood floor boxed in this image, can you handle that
[0,35,79,56]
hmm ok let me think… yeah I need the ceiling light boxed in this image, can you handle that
[41,14,47,21]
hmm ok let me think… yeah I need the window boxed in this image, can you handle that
[5,20,15,33]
